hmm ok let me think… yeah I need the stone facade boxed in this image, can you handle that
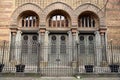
[0,0,119,44]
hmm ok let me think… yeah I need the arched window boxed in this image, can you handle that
[78,11,98,28]
[21,16,38,27]
[49,15,69,28]
[19,11,39,28]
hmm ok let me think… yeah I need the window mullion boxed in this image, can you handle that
[91,17,93,27]
[87,17,89,27]
[24,18,26,27]
[56,16,57,28]
[60,16,62,27]
[31,16,33,27]
[28,17,30,27]
[84,17,85,28]
[34,17,36,27]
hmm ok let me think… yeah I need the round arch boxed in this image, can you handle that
[75,3,105,26]
[42,2,74,25]
[11,3,42,26]
[47,10,71,28]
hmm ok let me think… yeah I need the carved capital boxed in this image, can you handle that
[39,28,46,35]
[99,27,107,35]
[71,28,77,35]
[10,27,18,35]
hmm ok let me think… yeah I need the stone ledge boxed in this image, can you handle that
[0,73,120,77]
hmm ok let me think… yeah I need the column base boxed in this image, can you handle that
[71,61,77,68]
[100,61,108,67]
[40,61,48,68]
[10,60,17,67]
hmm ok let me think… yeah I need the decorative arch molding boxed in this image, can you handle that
[75,3,106,26]
[42,2,75,26]
[11,3,42,26]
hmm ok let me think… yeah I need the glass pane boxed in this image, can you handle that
[32,43,37,53]
[79,36,85,55]
[32,35,38,53]
[60,44,66,54]
[88,35,94,54]
[57,15,60,20]
[80,45,85,54]
[52,16,56,21]
[60,36,66,54]
[51,36,56,54]
[61,16,64,20]
[22,39,28,54]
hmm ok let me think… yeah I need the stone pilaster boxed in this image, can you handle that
[39,28,48,67]
[67,31,72,61]
[99,27,107,66]
[10,27,18,65]
[71,28,78,67]
[94,31,102,66]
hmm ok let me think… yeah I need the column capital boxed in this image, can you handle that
[71,28,77,35]
[99,27,107,35]
[39,28,46,35]
[10,27,18,35]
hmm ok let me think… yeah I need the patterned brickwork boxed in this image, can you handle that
[15,0,105,9]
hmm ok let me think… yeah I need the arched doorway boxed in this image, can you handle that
[47,10,71,67]
[78,11,99,65]
[42,10,73,76]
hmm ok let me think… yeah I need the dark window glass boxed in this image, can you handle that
[23,36,28,40]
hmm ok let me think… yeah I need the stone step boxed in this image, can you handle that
[0,77,120,80]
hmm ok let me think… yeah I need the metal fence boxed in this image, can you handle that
[0,40,120,76]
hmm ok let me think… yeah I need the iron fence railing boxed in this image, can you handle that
[0,40,120,76]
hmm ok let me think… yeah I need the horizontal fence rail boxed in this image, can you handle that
[0,40,120,76]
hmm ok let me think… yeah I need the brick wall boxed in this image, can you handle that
[106,0,120,44]
[0,0,14,41]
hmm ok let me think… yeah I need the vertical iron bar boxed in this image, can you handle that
[76,42,79,74]
[2,40,6,64]
[110,40,113,64]
[20,44,22,64]
[37,42,40,73]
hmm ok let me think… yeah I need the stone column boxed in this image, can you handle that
[39,28,47,67]
[15,30,22,64]
[95,31,102,66]
[44,31,49,62]
[99,27,107,66]
[9,27,18,65]
[67,31,72,61]
[10,32,16,61]
[71,28,78,67]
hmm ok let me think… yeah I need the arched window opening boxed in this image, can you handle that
[49,15,69,28]
[21,16,38,27]
[19,11,39,28]
[78,11,98,28]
